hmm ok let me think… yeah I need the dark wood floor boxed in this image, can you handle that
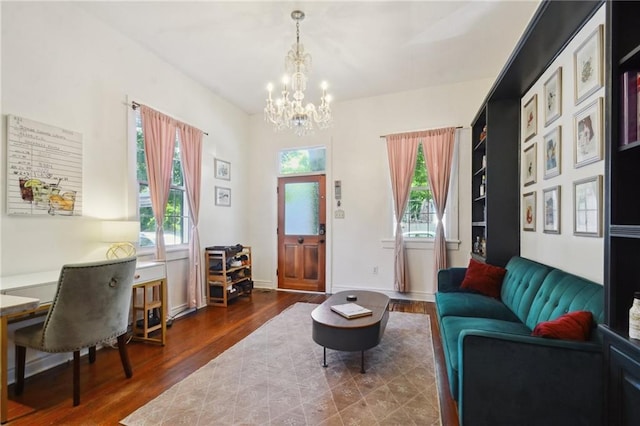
[6,289,458,425]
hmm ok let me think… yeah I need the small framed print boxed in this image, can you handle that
[523,94,538,142]
[215,186,231,207]
[214,158,231,180]
[574,97,602,168]
[574,25,603,105]
[523,191,536,232]
[543,186,561,234]
[543,127,561,179]
[573,175,602,237]
[523,143,537,186]
[544,67,562,126]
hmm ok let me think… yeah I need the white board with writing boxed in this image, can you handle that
[6,115,83,216]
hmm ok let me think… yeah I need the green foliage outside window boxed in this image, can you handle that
[279,147,326,174]
[402,144,437,237]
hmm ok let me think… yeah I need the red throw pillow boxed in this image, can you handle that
[460,258,507,299]
[532,311,593,341]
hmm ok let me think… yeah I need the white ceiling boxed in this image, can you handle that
[78,1,540,115]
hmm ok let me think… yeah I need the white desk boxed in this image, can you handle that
[0,261,166,424]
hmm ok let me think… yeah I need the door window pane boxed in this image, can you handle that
[284,182,319,235]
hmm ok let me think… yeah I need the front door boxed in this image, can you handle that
[277,175,326,292]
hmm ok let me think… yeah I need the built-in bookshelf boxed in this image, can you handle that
[600,1,640,424]
[469,1,604,268]
[470,102,519,267]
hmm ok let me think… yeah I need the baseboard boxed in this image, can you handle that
[330,285,435,302]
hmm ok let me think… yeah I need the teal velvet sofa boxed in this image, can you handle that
[435,256,604,426]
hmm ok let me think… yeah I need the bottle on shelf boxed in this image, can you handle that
[479,175,486,197]
[630,292,640,340]
[482,155,487,168]
[480,238,486,256]
[473,236,480,254]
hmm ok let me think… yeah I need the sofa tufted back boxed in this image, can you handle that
[525,269,604,333]
[501,257,552,324]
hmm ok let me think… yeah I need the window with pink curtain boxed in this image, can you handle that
[135,109,190,250]
[386,127,458,292]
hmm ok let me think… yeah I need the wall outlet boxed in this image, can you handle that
[335,209,345,219]
[373,266,379,274]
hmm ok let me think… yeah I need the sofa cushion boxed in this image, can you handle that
[435,292,520,322]
[532,310,594,341]
[525,269,604,337]
[440,316,532,400]
[500,257,552,323]
[460,259,506,298]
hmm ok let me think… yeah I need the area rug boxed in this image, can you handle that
[121,302,441,426]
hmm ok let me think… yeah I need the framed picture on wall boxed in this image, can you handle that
[543,186,561,234]
[523,143,537,186]
[543,127,561,179]
[574,25,603,105]
[215,186,231,207]
[544,67,562,126]
[214,158,231,180]
[574,98,602,168]
[523,191,536,232]
[573,175,602,237]
[523,94,538,142]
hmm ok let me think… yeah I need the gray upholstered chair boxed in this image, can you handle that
[14,257,137,406]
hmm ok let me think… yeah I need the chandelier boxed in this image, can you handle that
[264,10,332,136]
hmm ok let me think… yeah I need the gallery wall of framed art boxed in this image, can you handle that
[518,6,605,280]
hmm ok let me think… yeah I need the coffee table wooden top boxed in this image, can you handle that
[311,290,389,329]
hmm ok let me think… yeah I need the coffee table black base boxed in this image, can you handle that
[322,347,366,373]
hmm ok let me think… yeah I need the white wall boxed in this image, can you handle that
[1,2,251,283]
[248,79,493,300]
[519,6,605,284]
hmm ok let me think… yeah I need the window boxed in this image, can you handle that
[400,142,459,240]
[400,144,440,238]
[279,147,326,175]
[136,111,189,247]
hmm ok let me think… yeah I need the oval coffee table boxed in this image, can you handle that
[311,290,390,373]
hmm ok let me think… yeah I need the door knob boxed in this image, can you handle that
[297,237,304,244]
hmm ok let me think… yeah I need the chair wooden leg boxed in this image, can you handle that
[15,346,26,395]
[73,351,80,406]
[88,346,96,364]
[117,334,133,378]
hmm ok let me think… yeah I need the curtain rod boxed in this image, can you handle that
[379,125,464,139]
[130,101,209,136]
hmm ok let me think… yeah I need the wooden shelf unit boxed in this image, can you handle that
[206,246,253,307]
[130,262,167,345]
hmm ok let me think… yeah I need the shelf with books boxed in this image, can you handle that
[603,2,640,423]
